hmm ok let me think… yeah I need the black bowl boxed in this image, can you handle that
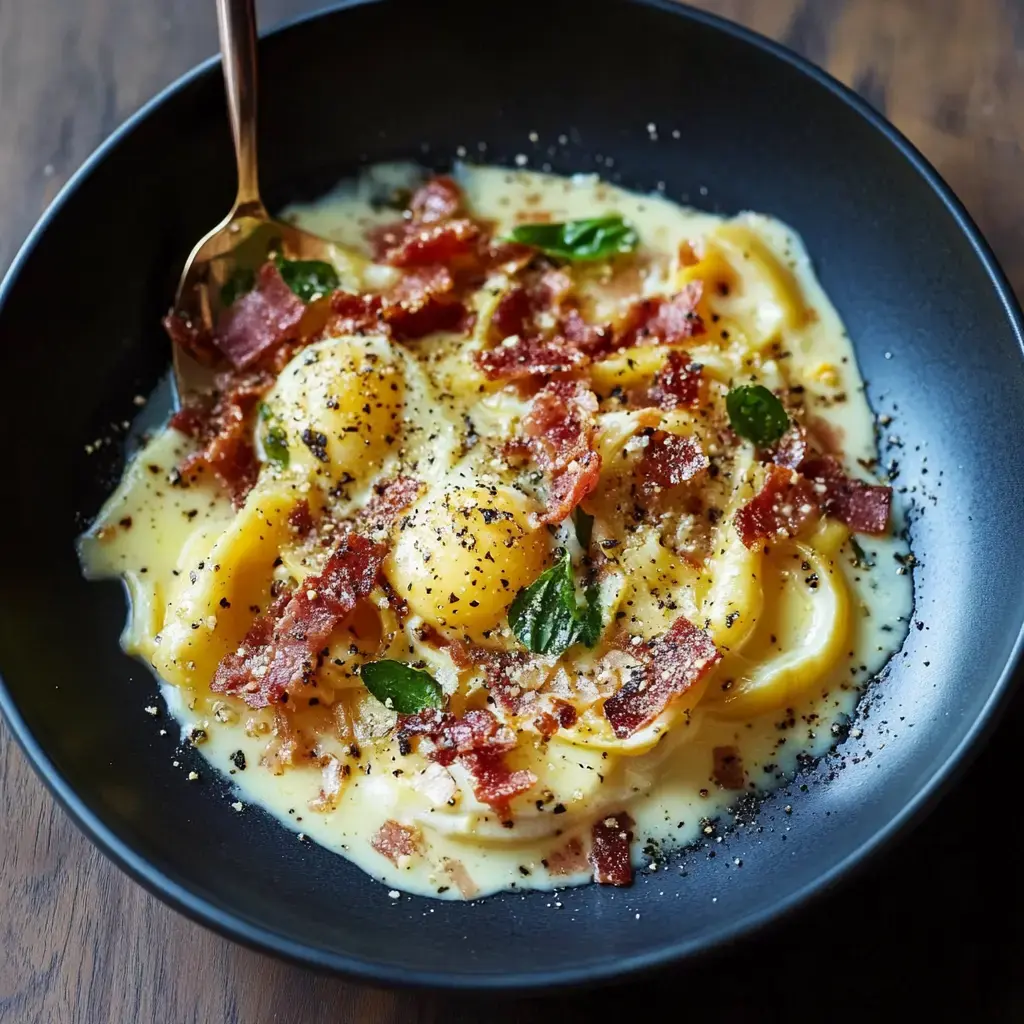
[1,0,1022,993]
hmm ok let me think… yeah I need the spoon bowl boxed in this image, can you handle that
[168,0,337,398]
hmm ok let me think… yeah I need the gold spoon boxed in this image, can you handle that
[169,0,340,395]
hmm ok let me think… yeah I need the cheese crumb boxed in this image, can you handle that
[388,890,401,900]
[187,771,199,782]
[231,801,244,812]
[144,706,158,716]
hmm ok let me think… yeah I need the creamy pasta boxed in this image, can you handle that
[79,164,912,899]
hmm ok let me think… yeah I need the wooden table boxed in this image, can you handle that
[2,1,1023,1020]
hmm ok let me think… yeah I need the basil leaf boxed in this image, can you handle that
[258,402,290,468]
[725,384,790,446]
[509,551,602,656]
[360,660,444,714]
[508,216,639,262]
[220,266,255,307]
[572,507,594,550]
[274,255,340,303]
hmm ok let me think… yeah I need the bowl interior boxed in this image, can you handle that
[1,0,1022,989]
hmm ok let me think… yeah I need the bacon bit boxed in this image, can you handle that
[447,641,534,713]
[800,456,891,535]
[309,755,346,811]
[734,465,821,549]
[520,380,602,525]
[214,263,306,369]
[533,712,559,739]
[212,533,386,708]
[475,334,589,380]
[460,750,537,818]
[323,291,383,336]
[441,857,479,899]
[379,218,481,268]
[172,370,271,506]
[288,499,315,536]
[712,745,745,790]
[603,616,722,738]
[398,707,536,817]
[163,311,218,366]
[356,475,422,534]
[544,452,601,527]
[546,836,589,877]
[554,699,578,729]
[644,350,703,409]
[760,425,808,470]
[638,430,710,494]
[615,282,705,349]
[409,176,464,223]
[474,266,610,380]
[371,820,422,866]
[590,812,635,886]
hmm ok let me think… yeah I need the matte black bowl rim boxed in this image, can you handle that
[1,0,1022,994]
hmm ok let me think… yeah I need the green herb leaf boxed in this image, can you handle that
[274,255,340,303]
[258,402,290,468]
[509,551,602,656]
[220,266,255,307]
[577,583,603,648]
[263,425,290,469]
[572,507,594,550]
[725,384,790,446]
[360,660,444,714]
[508,216,639,262]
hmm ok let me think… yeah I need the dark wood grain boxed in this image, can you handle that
[2,2,1023,1021]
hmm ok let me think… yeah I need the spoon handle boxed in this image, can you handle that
[216,0,265,216]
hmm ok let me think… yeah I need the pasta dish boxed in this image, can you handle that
[79,164,912,898]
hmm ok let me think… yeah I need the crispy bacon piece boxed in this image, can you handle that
[214,263,306,370]
[171,370,271,506]
[447,641,533,713]
[733,465,821,549]
[638,430,710,494]
[163,311,218,366]
[645,350,703,409]
[324,291,383,336]
[615,282,705,349]
[520,380,602,525]
[287,499,315,536]
[409,176,463,223]
[800,456,892,535]
[383,219,482,269]
[532,700,578,739]
[371,177,481,267]
[397,707,536,817]
[371,820,422,865]
[546,836,589,877]
[474,267,610,380]
[475,335,589,379]
[760,425,809,470]
[533,712,559,740]
[590,812,635,886]
[356,475,423,534]
[603,616,722,738]
[383,266,468,339]
[712,746,745,790]
[212,533,386,708]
